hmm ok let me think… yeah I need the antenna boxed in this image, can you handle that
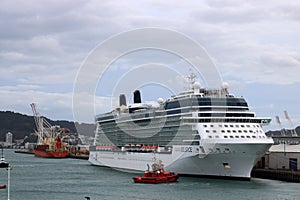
[284,111,297,136]
[0,145,11,200]
[186,69,197,90]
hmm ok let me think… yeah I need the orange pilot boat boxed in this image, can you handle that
[133,160,179,184]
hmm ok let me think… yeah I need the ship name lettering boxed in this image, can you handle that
[184,147,193,152]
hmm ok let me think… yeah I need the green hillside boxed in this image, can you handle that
[0,111,94,141]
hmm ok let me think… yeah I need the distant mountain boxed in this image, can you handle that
[0,111,95,142]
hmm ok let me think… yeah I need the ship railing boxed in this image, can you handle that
[121,144,172,153]
[95,145,117,151]
[181,116,271,125]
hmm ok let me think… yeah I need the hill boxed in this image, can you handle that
[0,111,95,142]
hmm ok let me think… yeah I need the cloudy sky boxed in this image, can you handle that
[1,0,300,131]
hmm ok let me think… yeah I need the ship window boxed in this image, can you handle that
[221,130,225,133]
[209,136,212,138]
[252,136,256,138]
[166,109,181,115]
[210,125,214,127]
[238,130,242,133]
[230,125,234,127]
[206,130,210,133]
[244,130,248,133]
[225,125,228,127]
[235,136,239,138]
[219,124,222,127]
[241,125,245,128]
[213,130,217,133]
[246,125,250,127]
[224,136,228,138]
[230,136,234,138]
[235,125,239,127]
[215,135,219,138]
[249,130,253,133]
[203,125,207,127]
[241,136,245,138]
[165,101,180,109]
[227,130,231,133]
[246,136,250,138]
[232,130,237,133]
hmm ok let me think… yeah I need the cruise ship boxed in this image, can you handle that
[89,73,273,180]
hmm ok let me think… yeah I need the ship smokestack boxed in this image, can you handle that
[133,90,142,104]
[119,94,127,106]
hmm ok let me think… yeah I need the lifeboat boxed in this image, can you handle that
[133,161,179,184]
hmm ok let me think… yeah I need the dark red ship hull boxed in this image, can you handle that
[34,145,69,158]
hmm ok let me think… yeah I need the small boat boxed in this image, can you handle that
[0,185,6,189]
[133,160,179,184]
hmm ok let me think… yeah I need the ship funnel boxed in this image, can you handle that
[133,90,142,104]
[119,94,127,107]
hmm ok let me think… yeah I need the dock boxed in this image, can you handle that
[14,149,34,155]
[14,149,89,160]
[69,153,89,160]
[251,169,300,183]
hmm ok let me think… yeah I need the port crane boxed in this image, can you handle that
[30,103,65,145]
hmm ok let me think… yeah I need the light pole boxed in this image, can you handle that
[0,146,10,200]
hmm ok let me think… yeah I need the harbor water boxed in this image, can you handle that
[1,150,300,200]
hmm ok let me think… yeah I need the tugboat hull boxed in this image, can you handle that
[133,173,179,184]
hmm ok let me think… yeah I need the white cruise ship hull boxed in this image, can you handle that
[89,141,272,179]
[91,81,274,180]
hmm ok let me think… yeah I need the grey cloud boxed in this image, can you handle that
[261,52,300,68]
[1,0,300,122]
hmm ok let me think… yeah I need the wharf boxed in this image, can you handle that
[69,153,89,160]
[14,149,34,155]
[251,169,300,183]
[14,149,89,160]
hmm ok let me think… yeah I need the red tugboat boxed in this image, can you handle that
[31,103,69,158]
[133,160,179,184]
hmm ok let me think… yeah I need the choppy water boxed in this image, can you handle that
[1,150,300,200]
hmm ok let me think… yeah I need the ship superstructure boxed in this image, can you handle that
[89,74,273,179]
